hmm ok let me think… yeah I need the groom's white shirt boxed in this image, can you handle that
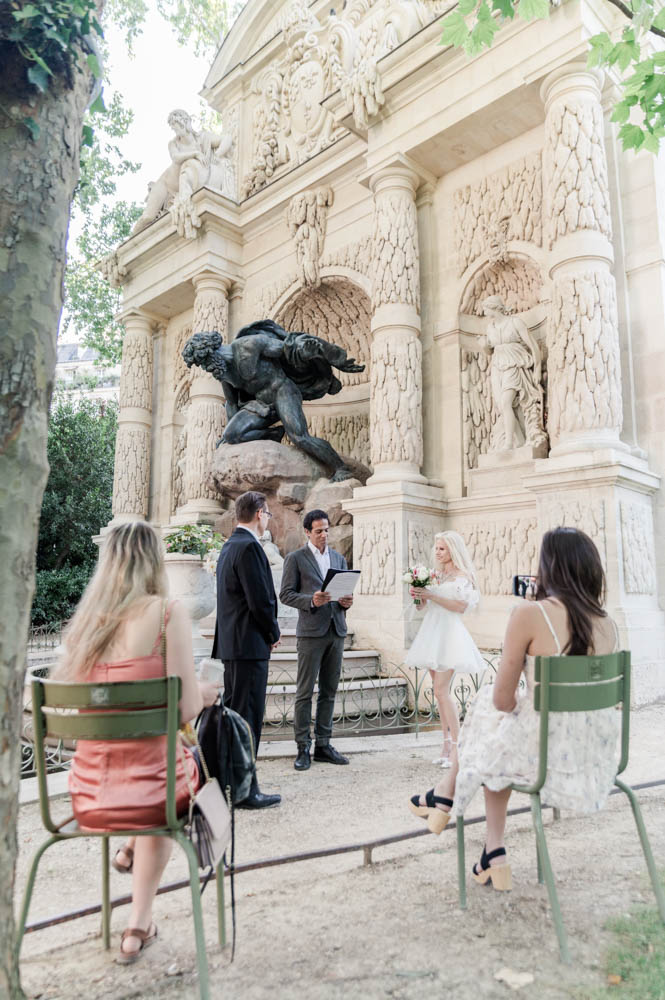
[307,540,330,578]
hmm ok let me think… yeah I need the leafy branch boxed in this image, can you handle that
[438,0,665,152]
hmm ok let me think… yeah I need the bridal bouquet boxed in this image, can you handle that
[402,565,433,606]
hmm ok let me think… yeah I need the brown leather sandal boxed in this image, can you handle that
[117,924,158,965]
[112,845,134,874]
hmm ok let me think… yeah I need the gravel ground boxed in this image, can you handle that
[15,702,665,1000]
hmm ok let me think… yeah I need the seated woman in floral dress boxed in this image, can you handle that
[409,527,621,890]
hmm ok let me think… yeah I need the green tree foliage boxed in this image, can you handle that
[439,0,665,152]
[33,395,118,625]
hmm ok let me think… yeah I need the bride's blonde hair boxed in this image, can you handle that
[432,530,479,590]
[56,521,167,678]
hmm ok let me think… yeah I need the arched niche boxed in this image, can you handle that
[460,253,547,317]
[275,276,372,468]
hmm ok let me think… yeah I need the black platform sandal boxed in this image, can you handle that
[472,845,512,891]
[408,789,453,834]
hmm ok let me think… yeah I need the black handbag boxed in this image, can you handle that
[196,700,256,805]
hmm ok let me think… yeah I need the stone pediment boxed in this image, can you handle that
[205,0,450,199]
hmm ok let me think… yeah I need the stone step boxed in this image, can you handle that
[275,629,355,652]
[269,649,381,682]
[264,676,408,724]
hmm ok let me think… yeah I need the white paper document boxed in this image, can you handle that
[321,570,361,599]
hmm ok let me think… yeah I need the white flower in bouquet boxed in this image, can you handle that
[402,570,414,584]
[415,565,430,583]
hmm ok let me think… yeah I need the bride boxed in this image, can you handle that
[405,531,485,768]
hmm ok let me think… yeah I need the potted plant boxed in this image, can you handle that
[163,525,225,652]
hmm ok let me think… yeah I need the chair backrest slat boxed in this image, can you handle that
[534,653,623,685]
[41,678,168,709]
[44,707,169,741]
[534,676,624,712]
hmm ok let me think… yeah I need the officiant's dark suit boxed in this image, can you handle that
[211,491,281,808]
[280,508,352,771]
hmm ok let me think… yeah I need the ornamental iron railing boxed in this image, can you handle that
[20,652,509,776]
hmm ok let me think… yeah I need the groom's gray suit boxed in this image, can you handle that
[279,545,348,747]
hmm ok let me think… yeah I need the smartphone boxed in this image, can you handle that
[512,574,537,598]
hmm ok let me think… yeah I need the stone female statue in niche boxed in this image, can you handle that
[481,295,547,453]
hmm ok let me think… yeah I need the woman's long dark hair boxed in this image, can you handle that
[536,527,607,655]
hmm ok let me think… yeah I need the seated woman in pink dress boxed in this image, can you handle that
[55,521,218,963]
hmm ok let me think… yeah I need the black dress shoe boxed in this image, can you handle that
[236,791,281,809]
[294,744,311,771]
[313,744,349,765]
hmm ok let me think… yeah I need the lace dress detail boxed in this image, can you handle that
[404,576,485,675]
[454,603,622,815]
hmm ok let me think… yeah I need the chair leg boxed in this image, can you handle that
[530,794,571,964]
[216,861,226,948]
[101,836,111,949]
[536,838,544,884]
[174,832,210,1000]
[615,777,665,923]
[456,816,467,910]
[16,836,59,954]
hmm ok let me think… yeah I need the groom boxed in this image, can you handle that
[280,508,353,771]
[212,490,281,809]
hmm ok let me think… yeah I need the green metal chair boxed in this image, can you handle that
[17,676,225,999]
[455,651,665,962]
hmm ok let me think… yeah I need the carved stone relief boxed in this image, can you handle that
[620,501,657,595]
[112,426,151,518]
[461,256,543,316]
[241,1,445,198]
[322,235,373,277]
[543,97,612,249]
[454,153,542,276]
[461,348,497,470]
[540,494,607,568]
[408,522,431,569]
[99,251,127,289]
[171,428,186,515]
[172,324,193,401]
[277,278,371,387]
[306,411,370,467]
[370,334,422,467]
[183,399,225,503]
[372,188,420,311]
[548,269,622,444]
[119,326,153,411]
[193,289,228,339]
[465,518,539,596]
[356,520,396,595]
[286,186,334,288]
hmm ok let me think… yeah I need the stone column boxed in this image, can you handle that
[343,157,445,663]
[541,63,624,456]
[174,272,230,523]
[111,311,154,521]
[368,161,426,485]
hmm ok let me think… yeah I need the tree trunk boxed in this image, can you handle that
[0,40,97,998]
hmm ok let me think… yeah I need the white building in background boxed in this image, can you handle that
[55,343,121,404]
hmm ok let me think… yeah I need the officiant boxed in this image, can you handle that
[280,508,354,771]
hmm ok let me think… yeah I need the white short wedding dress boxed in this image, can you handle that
[453,600,621,815]
[404,576,486,675]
